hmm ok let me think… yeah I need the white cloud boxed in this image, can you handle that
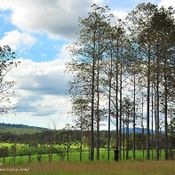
[0,0,101,40]
[0,30,36,51]
[159,0,175,8]
[112,10,127,20]
[5,57,73,129]
[2,44,73,129]
[10,58,70,95]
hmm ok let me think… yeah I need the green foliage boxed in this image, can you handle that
[0,146,8,158]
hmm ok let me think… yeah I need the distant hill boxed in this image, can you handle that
[0,123,155,136]
[0,123,48,134]
[119,127,155,134]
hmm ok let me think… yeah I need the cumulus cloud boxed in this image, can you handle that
[0,0,101,40]
[112,10,127,20]
[0,30,36,51]
[2,43,73,129]
[159,0,175,8]
[11,59,70,96]
[5,57,72,129]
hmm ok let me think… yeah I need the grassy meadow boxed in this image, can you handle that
[0,126,172,175]
[0,147,167,165]
[0,146,172,175]
[0,140,168,164]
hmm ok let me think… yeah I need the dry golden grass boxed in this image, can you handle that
[0,160,175,175]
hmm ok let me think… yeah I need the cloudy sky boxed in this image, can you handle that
[0,0,174,129]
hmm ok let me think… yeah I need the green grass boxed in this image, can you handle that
[0,141,167,162]
[0,161,174,175]
[0,149,167,166]
[0,145,172,175]
[0,142,168,165]
[0,143,26,147]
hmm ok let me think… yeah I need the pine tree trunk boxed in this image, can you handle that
[122,119,125,160]
[146,51,151,160]
[107,51,113,161]
[108,82,111,161]
[96,56,100,161]
[115,66,119,152]
[126,114,129,160]
[90,34,96,160]
[141,93,145,160]
[115,43,119,156]
[80,109,83,161]
[164,62,168,160]
[151,84,154,160]
[119,62,123,160]
[156,49,160,161]
[133,74,136,160]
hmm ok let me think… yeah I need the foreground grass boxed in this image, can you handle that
[0,160,175,175]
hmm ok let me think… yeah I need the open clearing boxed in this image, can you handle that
[0,160,174,175]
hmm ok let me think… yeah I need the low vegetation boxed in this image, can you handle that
[0,161,175,175]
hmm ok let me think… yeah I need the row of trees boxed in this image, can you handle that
[1,128,175,162]
[67,3,175,161]
[0,144,67,164]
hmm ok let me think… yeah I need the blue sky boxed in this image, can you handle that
[0,0,173,129]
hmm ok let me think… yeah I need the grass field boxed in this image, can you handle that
[0,149,167,165]
[0,160,174,175]
[0,143,173,175]
[0,142,168,164]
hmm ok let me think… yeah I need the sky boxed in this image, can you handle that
[0,0,174,129]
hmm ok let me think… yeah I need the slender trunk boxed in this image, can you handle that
[115,42,119,154]
[96,56,100,161]
[80,109,83,161]
[115,67,119,152]
[154,83,157,160]
[151,84,154,160]
[141,93,144,160]
[156,49,160,161]
[126,114,129,160]
[108,77,111,161]
[133,74,136,160]
[160,129,162,159]
[108,46,113,161]
[67,148,69,161]
[3,157,5,164]
[90,32,96,161]
[122,118,125,160]
[88,128,91,160]
[164,62,168,160]
[146,50,151,160]
[119,61,123,160]
[170,118,173,159]
[28,154,31,164]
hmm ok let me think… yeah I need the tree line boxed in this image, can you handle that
[67,3,175,161]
